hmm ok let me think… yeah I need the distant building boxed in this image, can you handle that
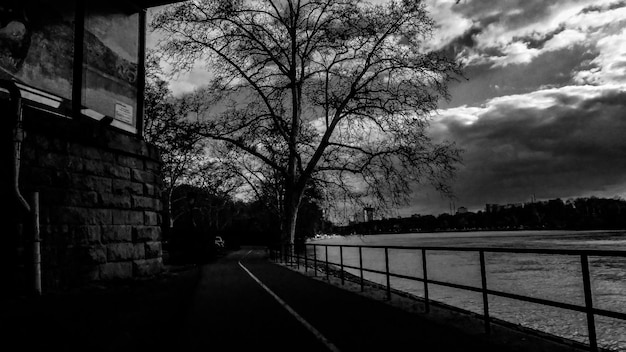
[364,207,374,222]
[456,206,468,214]
[352,211,365,224]
[485,204,499,213]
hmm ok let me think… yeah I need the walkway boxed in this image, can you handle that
[179,248,512,352]
[2,248,568,351]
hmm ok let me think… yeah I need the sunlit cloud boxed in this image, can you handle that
[574,27,626,85]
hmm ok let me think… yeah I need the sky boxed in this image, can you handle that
[148,0,626,217]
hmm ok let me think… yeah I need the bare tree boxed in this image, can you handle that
[152,0,463,247]
[144,53,205,230]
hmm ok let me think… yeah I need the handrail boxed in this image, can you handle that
[270,242,626,352]
[303,243,626,256]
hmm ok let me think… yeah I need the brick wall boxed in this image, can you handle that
[19,108,164,290]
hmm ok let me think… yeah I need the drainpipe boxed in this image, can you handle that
[1,81,30,213]
[1,80,40,295]
[30,192,41,295]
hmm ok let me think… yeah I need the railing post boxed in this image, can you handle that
[340,246,344,285]
[359,246,364,292]
[313,245,317,277]
[304,244,308,273]
[479,250,491,334]
[581,254,598,352]
[295,244,299,270]
[385,247,391,301]
[325,245,329,282]
[422,248,429,313]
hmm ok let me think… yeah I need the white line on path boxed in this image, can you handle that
[238,250,341,352]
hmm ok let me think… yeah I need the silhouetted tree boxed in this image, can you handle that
[152,0,463,248]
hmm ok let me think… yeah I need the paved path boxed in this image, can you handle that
[179,247,510,352]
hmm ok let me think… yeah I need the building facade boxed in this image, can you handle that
[0,0,180,294]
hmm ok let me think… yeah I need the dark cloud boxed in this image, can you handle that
[453,0,560,31]
[400,1,626,216]
[442,43,596,108]
[445,26,482,50]
[513,25,566,50]
[431,87,626,213]
[438,26,482,60]
[579,0,626,14]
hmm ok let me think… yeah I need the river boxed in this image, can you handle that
[308,230,626,351]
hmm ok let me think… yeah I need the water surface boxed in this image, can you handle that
[309,230,626,351]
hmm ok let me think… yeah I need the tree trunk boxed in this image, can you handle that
[281,186,303,260]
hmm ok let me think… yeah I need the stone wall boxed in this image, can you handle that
[19,107,164,290]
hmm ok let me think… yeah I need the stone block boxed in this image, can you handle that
[67,155,88,172]
[101,225,132,243]
[144,159,161,171]
[134,243,146,259]
[145,241,162,259]
[39,152,80,172]
[48,207,85,225]
[132,196,160,210]
[117,155,144,169]
[100,193,132,208]
[41,188,99,208]
[133,258,163,277]
[87,209,113,225]
[143,184,156,197]
[144,211,159,226]
[131,169,156,183]
[112,210,144,225]
[71,225,101,244]
[112,180,143,196]
[99,150,116,163]
[68,144,103,161]
[72,175,112,193]
[83,160,102,175]
[107,243,143,261]
[83,245,107,264]
[80,191,100,207]
[70,245,107,265]
[106,164,131,180]
[133,226,160,241]
[99,262,133,280]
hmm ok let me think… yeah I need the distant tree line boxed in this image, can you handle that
[336,197,626,235]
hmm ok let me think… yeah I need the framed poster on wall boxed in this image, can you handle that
[82,3,140,134]
[0,1,76,107]
[1,0,145,135]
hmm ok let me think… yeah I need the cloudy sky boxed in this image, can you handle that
[404,0,626,216]
[149,0,626,216]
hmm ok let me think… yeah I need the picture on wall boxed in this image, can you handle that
[0,1,75,101]
[82,3,139,129]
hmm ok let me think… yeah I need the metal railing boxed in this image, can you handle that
[270,243,626,352]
